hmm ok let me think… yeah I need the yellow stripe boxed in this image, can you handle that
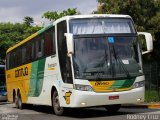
[48,67,56,70]
[7,32,38,53]
[89,81,133,92]
[90,81,115,91]
[92,87,132,92]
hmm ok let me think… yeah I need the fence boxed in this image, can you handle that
[143,62,160,102]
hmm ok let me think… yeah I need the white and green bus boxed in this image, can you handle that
[6,14,153,115]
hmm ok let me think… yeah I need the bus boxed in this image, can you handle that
[0,65,7,101]
[6,14,153,115]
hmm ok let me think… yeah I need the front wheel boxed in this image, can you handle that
[52,91,64,116]
[105,104,121,114]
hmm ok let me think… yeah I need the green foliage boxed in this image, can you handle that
[145,90,160,102]
[42,8,79,21]
[96,0,159,30]
[23,16,34,26]
[96,0,160,62]
[0,22,41,59]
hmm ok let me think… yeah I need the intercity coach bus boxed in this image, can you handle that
[6,14,153,115]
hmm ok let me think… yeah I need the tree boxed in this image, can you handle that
[95,0,160,62]
[23,16,34,26]
[0,22,41,59]
[42,8,79,21]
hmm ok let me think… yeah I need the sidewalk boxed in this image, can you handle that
[122,103,160,109]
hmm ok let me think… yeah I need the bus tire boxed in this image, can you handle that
[104,104,121,114]
[52,90,64,116]
[16,92,23,109]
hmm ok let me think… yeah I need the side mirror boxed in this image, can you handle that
[138,32,153,54]
[64,33,74,56]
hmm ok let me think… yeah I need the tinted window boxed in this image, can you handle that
[6,26,55,70]
[57,21,73,84]
[45,27,56,56]
[35,37,44,59]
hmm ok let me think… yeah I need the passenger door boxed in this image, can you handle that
[57,21,73,105]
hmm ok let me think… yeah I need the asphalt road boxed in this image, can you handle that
[0,102,160,120]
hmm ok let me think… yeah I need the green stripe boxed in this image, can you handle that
[113,80,125,87]
[36,58,46,96]
[28,61,38,97]
[108,79,135,90]
[28,58,46,97]
[120,79,135,88]
[37,24,53,35]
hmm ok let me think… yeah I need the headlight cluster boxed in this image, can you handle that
[74,84,93,91]
[133,81,145,88]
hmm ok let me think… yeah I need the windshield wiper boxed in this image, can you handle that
[94,47,109,80]
[112,44,131,78]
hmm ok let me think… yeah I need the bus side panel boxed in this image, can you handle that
[6,63,32,103]
[27,56,59,105]
[28,59,46,97]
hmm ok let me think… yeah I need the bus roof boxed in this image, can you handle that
[6,14,131,53]
[54,14,131,24]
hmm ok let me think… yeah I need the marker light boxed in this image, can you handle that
[81,102,87,106]
[137,98,142,101]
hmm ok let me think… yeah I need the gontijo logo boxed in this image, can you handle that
[15,67,28,78]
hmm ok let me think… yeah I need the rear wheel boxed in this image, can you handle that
[13,92,18,108]
[13,91,16,103]
[16,92,23,109]
[52,90,64,116]
[105,104,121,114]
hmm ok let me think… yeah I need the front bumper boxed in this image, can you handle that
[68,87,144,108]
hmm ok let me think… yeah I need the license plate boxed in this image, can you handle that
[109,95,119,100]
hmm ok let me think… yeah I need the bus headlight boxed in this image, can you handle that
[74,84,93,91]
[133,81,145,88]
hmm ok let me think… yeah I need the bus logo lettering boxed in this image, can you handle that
[15,67,28,78]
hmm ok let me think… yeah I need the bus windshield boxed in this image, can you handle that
[73,36,142,80]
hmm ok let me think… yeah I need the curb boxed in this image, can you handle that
[148,104,160,109]
[122,104,160,109]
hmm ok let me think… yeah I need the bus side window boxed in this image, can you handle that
[16,48,22,66]
[45,27,56,56]
[6,53,10,70]
[32,43,35,60]
[26,44,33,63]
[53,32,56,54]
[22,46,27,64]
[11,51,16,68]
[36,37,44,59]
